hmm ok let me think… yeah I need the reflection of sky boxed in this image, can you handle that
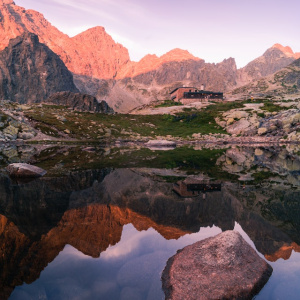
[236,222,300,300]
[255,251,300,300]
[9,223,300,300]
[9,224,221,300]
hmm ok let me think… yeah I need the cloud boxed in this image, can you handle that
[101,224,156,260]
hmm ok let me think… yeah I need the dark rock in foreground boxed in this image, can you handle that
[162,230,273,300]
[0,32,78,103]
[6,163,47,178]
[44,91,114,113]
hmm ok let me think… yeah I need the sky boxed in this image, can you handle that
[14,0,300,68]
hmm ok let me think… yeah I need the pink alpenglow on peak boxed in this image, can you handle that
[116,48,202,79]
[272,43,300,58]
[160,48,201,63]
[1,0,15,5]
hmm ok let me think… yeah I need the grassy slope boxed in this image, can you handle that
[23,101,254,140]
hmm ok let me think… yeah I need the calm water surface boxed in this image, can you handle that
[0,144,299,300]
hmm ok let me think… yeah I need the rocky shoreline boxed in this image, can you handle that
[1,134,300,146]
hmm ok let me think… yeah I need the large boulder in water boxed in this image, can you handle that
[162,230,273,300]
[6,163,47,178]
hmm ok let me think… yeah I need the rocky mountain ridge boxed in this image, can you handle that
[0,0,299,113]
[236,44,300,86]
[230,57,300,99]
[75,43,299,112]
[272,43,300,59]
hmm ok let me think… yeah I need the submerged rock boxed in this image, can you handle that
[162,230,273,300]
[6,163,47,178]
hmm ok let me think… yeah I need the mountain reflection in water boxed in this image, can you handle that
[0,145,300,300]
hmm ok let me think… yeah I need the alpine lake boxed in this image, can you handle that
[1,142,300,300]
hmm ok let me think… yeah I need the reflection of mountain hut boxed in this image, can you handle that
[173,179,222,198]
[170,87,223,105]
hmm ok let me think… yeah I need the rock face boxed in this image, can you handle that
[238,44,298,83]
[118,55,237,92]
[6,163,47,177]
[162,231,273,300]
[116,49,202,80]
[44,91,114,114]
[231,52,300,98]
[76,45,299,113]
[75,57,238,112]
[70,27,129,78]
[0,1,129,79]
[0,32,78,103]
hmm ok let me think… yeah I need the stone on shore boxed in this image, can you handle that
[145,140,176,150]
[6,163,47,178]
[162,230,273,300]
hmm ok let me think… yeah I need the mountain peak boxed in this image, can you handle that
[0,0,15,5]
[74,26,106,37]
[161,48,200,62]
[0,1,129,78]
[272,43,294,55]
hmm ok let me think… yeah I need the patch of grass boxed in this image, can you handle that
[34,124,60,137]
[155,100,183,108]
[24,104,229,138]
[25,100,288,140]
[252,171,277,183]
[0,114,9,123]
[262,102,286,113]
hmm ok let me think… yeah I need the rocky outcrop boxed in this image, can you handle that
[216,105,261,136]
[44,91,114,114]
[0,32,78,103]
[258,109,300,137]
[0,111,37,141]
[162,231,273,300]
[6,163,46,177]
